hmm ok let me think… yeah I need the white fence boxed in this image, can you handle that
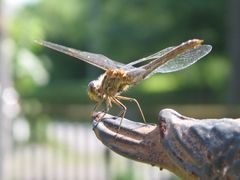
[3,120,178,180]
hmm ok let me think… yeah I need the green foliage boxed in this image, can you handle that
[10,0,229,107]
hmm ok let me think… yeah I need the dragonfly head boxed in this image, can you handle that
[87,80,101,102]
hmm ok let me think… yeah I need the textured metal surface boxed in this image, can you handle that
[93,109,240,179]
[159,109,240,179]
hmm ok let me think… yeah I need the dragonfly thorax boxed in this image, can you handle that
[87,69,130,102]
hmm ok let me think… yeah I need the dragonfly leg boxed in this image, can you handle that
[93,99,104,112]
[116,95,146,123]
[111,97,127,133]
[93,99,109,122]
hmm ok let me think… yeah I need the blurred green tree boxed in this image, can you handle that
[10,0,233,117]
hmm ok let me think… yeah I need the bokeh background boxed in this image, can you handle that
[0,0,239,179]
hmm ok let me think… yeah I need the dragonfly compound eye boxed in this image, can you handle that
[87,81,101,102]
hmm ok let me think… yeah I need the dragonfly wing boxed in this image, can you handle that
[124,47,174,68]
[35,40,126,70]
[144,44,212,79]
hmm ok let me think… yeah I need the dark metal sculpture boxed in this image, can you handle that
[92,109,240,179]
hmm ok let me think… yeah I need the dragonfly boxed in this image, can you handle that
[35,39,212,129]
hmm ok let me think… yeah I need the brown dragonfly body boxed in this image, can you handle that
[36,39,212,127]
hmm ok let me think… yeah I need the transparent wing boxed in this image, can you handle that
[125,45,212,83]
[35,40,126,70]
[125,47,174,68]
[145,44,212,79]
